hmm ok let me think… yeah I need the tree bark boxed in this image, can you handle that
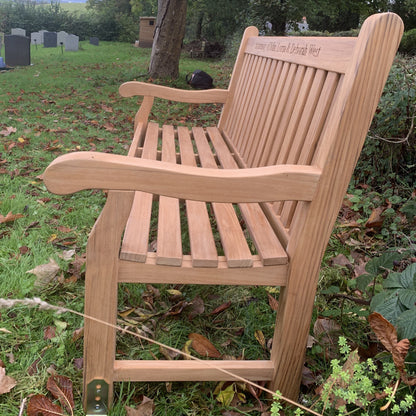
[149,0,187,79]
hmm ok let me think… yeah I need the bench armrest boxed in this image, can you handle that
[43,152,321,203]
[119,81,229,104]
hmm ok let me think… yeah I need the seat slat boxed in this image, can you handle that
[120,122,159,262]
[177,126,218,267]
[207,127,288,266]
[156,125,182,266]
[192,127,253,268]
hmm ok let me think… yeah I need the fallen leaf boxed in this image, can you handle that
[0,367,16,394]
[267,293,279,311]
[125,396,154,416]
[73,358,83,370]
[44,326,56,340]
[0,126,16,137]
[254,330,266,349]
[189,333,221,358]
[365,206,385,229]
[58,249,76,261]
[27,258,60,289]
[210,301,231,315]
[0,211,24,224]
[27,394,64,416]
[188,295,205,320]
[46,375,74,413]
[369,312,416,385]
[72,327,84,342]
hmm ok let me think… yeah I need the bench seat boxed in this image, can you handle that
[120,122,288,270]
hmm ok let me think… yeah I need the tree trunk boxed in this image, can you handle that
[149,0,187,79]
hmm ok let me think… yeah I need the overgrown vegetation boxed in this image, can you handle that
[0,40,415,415]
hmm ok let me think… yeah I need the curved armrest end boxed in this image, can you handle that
[43,152,321,202]
[119,81,228,103]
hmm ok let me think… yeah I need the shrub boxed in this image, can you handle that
[354,55,416,193]
[399,28,416,55]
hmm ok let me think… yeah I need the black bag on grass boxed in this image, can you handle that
[186,70,214,89]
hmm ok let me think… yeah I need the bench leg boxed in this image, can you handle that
[269,263,321,401]
[83,191,134,413]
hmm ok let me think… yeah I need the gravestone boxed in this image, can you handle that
[90,37,99,46]
[31,32,42,45]
[57,31,68,46]
[64,34,79,52]
[44,31,57,48]
[5,35,30,66]
[11,28,26,37]
[39,30,47,43]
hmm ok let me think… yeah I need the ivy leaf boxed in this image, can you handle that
[27,394,64,416]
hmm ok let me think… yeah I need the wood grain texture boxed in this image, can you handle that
[42,13,403,409]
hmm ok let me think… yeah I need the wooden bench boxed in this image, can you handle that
[43,13,403,413]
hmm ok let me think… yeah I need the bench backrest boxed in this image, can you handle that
[218,13,403,255]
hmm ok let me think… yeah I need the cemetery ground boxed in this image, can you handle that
[0,41,415,415]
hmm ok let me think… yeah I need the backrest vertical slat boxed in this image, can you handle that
[224,53,253,146]
[244,59,282,167]
[238,57,273,158]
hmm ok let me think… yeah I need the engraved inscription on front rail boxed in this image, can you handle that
[255,41,321,58]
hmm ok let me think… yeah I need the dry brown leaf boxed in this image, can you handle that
[254,330,266,349]
[27,394,64,416]
[46,375,74,413]
[125,396,154,416]
[0,367,16,394]
[210,301,231,315]
[365,206,385,229]
[189,333,221,358]
[369,312,415,384]
[0,211,24,224]
[27,258,60,289]
[267,293,279,311]
[188,295,205,320]
[368,312,399,354]
[0,126,17,137]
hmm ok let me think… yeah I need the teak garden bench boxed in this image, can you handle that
[43,13,403,414]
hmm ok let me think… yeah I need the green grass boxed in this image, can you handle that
[0,42,263,415]
[1,41,414,415]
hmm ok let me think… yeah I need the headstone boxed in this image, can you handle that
[89,37,99,46]
[57,31,68,46]
[65,34,79,52]
[4,35,30,66]
[31,32,42,45]
[43,31,57,48]
[11,28,26,37]
[39,30,47,44]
